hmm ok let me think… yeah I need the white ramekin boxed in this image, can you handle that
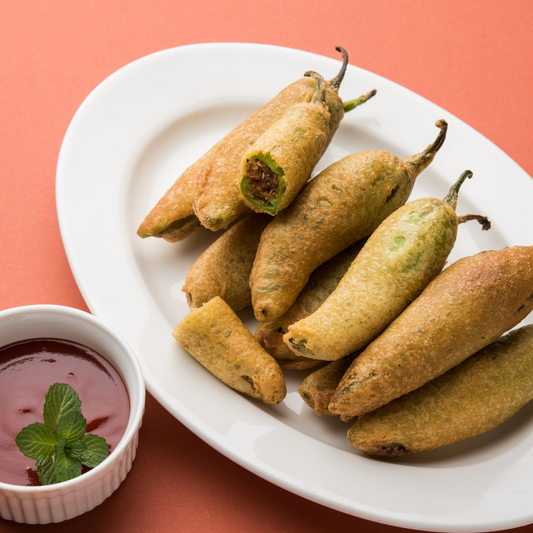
[0,304,145,524]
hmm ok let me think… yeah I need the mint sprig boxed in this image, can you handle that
[15,383,110,485]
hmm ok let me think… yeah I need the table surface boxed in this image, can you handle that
[2,1,533,532]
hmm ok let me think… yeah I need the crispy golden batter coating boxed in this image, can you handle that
[285,197,459,360]
[137,144,220,242]
[194,77,318,231]
[172,297,286,404]
[299,353,358,416]
[348,325,533,456]
[255,241,366,363]
[182,214,270,311]
[329,246,533,419]
[240,95,330,215]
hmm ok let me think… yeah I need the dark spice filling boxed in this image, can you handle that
[246,159,278,199]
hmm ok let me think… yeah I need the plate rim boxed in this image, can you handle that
[56,42,533,532]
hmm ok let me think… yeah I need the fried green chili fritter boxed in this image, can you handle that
[240,72,330,215]
[173,297,286,404]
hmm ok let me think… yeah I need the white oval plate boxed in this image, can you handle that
[56,43,533,532]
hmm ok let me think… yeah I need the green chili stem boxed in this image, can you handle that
[344,89,377,112]
[328,46,349,91]
[458,214,491,231]
[404,119,448,170]
[444,170,473,210]
[424,119,448,156]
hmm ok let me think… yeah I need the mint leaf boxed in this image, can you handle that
[43,383,81,432]
[80,434,110,467]
[37,456,57,485]
[15,422,57,460]
[54,450,82,483]
[66,439,88,459]
[56,409,86,442]
[16,382,110,486]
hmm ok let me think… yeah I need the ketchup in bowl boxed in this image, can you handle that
[0,338,130,486]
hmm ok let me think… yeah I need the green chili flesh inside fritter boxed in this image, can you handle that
[241,152,285,215]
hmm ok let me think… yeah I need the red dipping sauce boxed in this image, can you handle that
[0,338,130,486]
